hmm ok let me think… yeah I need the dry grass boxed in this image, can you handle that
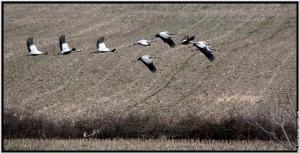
[3,139,293,151]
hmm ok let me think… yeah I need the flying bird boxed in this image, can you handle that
[155,31,176,48]
[180,35,195,45]
[193,41,215,62]
[133,39,156,47]
[136,55,157,72]
[58,34,80,55]
[26,37,48,56]
[96,36,117,53]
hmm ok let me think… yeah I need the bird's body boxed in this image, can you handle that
[29,45,43,55]
[181,35,195,45]
[137,55,157,72]
[134,39,154,47]
[193,41,215,62]
[59,34,77,55]
[26,37,48,56]
[96,36,116,53]
[155,31,176,48]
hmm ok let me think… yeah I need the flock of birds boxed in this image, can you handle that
[26,31,219,72]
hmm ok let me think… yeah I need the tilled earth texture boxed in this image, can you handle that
[3,3,297,130]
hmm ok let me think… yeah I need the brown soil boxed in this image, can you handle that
[3,3,297,126]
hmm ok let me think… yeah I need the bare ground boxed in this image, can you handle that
[3,3,297,140]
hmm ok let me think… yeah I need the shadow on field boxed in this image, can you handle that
[3,109,296,141]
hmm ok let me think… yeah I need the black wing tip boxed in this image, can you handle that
[169,40,176,48]
[190,35,195,40]
[26,37,33,52]
[27,37,33,43]
[150,68,157,72]
[59,34,66,51]
[181,35,195,45]
[164,38,176,48]
[59,34,66,42]
[146,63,157,72]
[206,52,215,62]
[148,66,157,72]
[98,36,104,43]
[59,34,64,39]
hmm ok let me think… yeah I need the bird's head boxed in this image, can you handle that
[154,34,160,37]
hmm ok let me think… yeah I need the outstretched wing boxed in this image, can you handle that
[181,35,195,44]
[97,36,107,49]
[145,62,157,72]
[140,55,156,72]
[26,37,33,52]
[59,34,66,51]
[161,37,175,48]
[196,46,215,62]
[97,36,105,49]
[189,36,195,42]
[141,61,156,72]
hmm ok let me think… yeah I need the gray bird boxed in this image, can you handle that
[193,41,215,62]
[135,55,157,72]
[155,31,176,48]
[133,39,156,47]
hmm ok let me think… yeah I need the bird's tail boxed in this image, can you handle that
[111,48,117,52]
